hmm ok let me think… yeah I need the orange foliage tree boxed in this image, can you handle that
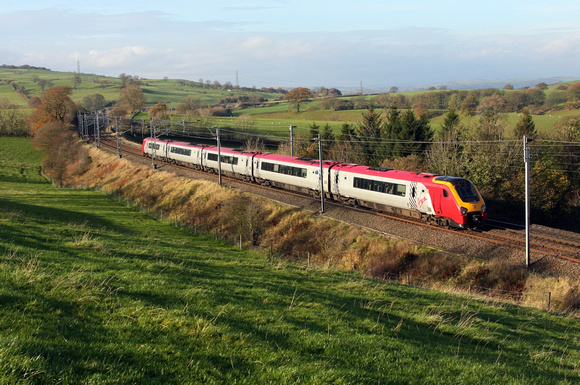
[28,86,76,134]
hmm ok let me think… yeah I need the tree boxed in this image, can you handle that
[28,86,76,134]
[118,83,145,115]
[0,106,28,136]
[460,92,478,116]
[477,94,506,113]
[513,107,536,139]
[82,94,106,111]
[389,86,399,94]
[176,95,202,116]
[72,73,82,89]
[565,82,580,107]
[284,87,312,112]
[356,109,384,166]
[440,107,460,138]
[148,102,169,120]
[544,90,566,108]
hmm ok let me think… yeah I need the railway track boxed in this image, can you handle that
[95,135,580,268]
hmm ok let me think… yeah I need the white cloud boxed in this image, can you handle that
[87,46,154,68]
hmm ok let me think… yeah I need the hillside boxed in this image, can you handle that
[1,137,579,383]
[1,66,579,138]
[0,67,283,109]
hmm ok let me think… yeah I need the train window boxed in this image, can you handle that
[354,177,405,197]
[443,189,449,198]
[170,147,192,156]
[207,153,238,164]
[148,143,160,150]
[261,162,306,178]
[395,184,406,197]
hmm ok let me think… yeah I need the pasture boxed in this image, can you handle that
[0,137,579,384]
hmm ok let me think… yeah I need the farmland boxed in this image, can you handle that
[1,67,578,137]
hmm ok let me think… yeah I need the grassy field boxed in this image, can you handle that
[1,137,579,384]
[0,68,281,109]
[2,68,579,137]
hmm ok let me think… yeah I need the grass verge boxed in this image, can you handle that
[1,137,579,384]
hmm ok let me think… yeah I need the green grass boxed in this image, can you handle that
[1,137,579,383]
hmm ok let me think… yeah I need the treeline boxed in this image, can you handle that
[317,82,580,114]
[175,78,288,95]
[0,64,50,71]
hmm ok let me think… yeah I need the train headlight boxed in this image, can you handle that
[460,207,468,215]
[481,204,487,213]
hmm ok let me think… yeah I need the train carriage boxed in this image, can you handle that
[331,165,435,220]
[167,141,205,168]
[142,138,170,160]
[202,146,257,179]
[252,154,336,195]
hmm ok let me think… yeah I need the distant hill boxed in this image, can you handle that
[338,77,579,94]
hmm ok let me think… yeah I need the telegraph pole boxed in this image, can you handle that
[289,125,295,156]
[524,135,533,267]
[216,127,222,185]
[318,134,324,213]
[95,113,100,148]
[116,117,122,158]
[151,121,157,169]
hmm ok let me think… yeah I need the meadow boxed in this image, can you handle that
[1,137,579,384]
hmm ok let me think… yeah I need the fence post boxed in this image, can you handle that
[547,292,551,312]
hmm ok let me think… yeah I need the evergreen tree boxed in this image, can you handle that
[355,109,384,166]
[513,107,536,139]
[381,105,402,161]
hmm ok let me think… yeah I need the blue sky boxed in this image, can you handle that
[1,1,579,90]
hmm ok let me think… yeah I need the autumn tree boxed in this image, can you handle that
[284,87,312,112]
[565,82,580,107]
[148,102,169,121]
[118,83,145,115]
[28,86,76,134]
[176,95,202,116]
[460,92,478,116]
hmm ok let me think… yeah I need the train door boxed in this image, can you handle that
[408,182,418,209]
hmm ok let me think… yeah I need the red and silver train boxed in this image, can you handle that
[142,138,487,229]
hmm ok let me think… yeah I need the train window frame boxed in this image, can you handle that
[207,153,238,165]
[261,161,306,178]
[353,177,406,197]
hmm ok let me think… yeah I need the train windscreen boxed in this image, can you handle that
[454,182,479,203]
[435,176,480,203]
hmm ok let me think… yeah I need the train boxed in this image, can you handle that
[142,138,487,229]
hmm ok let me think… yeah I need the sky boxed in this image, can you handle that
[1,0,579,90]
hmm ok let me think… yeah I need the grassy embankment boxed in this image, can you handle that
[1,137,580,383]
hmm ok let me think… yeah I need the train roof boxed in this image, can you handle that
[336,164,438,182]
[202,146,262,156]
[254,153,339,168]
